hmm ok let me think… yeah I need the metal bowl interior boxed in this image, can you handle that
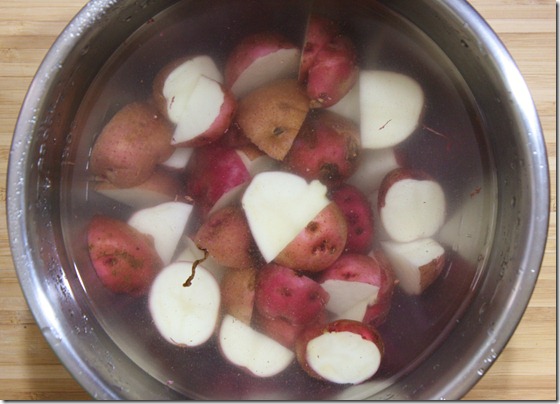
[7,0,549,400]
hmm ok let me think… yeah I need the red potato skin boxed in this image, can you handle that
[172,84,237,148]
[274,202,348,273]
[305,35,359,109]
[417,251,447,294]
[363,249,397,327]
[224,32,299,90]
[284,110,361,187]
[318,251,397,327]
[193,206,260,269]
[184,143,251,219]
[90,101,175,188]
[254,263,329,326]
[87,215,163,297]
[329,184,374,254]
[295,319,384,382]
[299,15,340,79]
[220,266,257,324]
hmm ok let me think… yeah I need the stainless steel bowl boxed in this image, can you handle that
[7,0,549,400]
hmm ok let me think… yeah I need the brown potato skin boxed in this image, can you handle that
[87,215,163,297]
[274,202,348,272]
[94,166,184,206]
[220,266,257,325]
[236,79,310,160]
[194,206,259,269]
[90,101,174,188]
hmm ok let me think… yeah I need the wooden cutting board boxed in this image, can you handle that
[0,0,555,400]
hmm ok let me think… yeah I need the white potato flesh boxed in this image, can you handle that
[149,262,220,347]
[380,178,445,242]
[219,314,294,377]
[381,238,445,295]
[359,71,424,149]
[231,48,301,98]
[163,55,223,124]
[172,76,225,144]
[127,201,193,265]
[306,331,382,384]
[321,280,379,321]
[242,171,330,263]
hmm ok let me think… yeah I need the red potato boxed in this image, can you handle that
[236,79,310,160]
[305,35,359,109]
[224,32,301,98]
[274,202,348,272]
[171,77,237,147]
[299,15,340,78]
[94,167,184,210]
[359,70,424,149]
[152,55,235,147]
[378,168,446,243]
[87,215,163,297]
[380,238,446,295]
[220,266,257,324]
[299,15,359,108]
[329,184,374,254]
[363,249,397,327]
[193,205,260,269]
[89,101,175,188]
[241,171,332,264]
[152,55,223,122]
[149,262,221,347]
[295,319,384,384]
[184,143,252,218]
[317,252,396,326]
[284,110,361,187]
[254,263,329,326]
[218,314,295,378]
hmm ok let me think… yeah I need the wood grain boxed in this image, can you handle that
[0,0,555,400]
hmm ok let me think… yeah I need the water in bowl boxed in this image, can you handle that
[60,0,496,399]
